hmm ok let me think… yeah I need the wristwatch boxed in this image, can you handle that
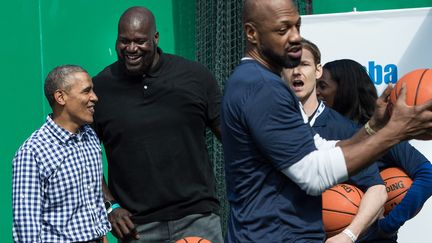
[104,200,118,214]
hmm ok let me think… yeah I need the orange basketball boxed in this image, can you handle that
[389,68,432,139]
[322,184,364,237]
[390,68,432,106]
[175,237,212,243]
[380,167,413,215]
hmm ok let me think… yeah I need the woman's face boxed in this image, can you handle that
[316,68,338,108]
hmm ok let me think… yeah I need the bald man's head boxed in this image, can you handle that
[116,6,160,76]
[243,0,302,72]
[243,0,296,27]
[118,7,156,34]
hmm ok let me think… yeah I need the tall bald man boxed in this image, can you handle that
[221,0,432,242]
[93,7,223,243]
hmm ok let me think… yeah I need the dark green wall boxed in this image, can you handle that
[1,0,190,242]
[173,0,196,60]
[1,0,44,240]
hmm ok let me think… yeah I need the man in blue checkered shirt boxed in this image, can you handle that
[12,65,111,243]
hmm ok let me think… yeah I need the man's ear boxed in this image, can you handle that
[154,31,159,46]
[316,63,323,79]
[245,23,258,44]
[54,90,66,106]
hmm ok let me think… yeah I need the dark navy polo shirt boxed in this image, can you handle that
[222,59,324,242]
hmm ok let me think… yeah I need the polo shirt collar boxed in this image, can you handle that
[311,101,329,127]
[144,47,165,78]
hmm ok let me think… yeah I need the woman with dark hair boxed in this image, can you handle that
[317,59,432,242]
[317,59,376,125]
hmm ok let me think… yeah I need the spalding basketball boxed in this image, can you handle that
[390,68,432,106]
[380,167,413,215]
[322,184,364,237]
[175,236,212,243]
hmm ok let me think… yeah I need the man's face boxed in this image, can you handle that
[256,0,302,69]
[116,19,159,76]
[316,69,338,107]
[62,72,98,127]
[284,48,322,103]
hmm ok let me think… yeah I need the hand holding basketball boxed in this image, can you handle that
[390,69,432,106]
[387,68,432,140]
[369,85,393,131]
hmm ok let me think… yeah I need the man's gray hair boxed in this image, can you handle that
[44,65,87,108]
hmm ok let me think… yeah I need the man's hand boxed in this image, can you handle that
[369,85,392,131]
[386,84,432,140]
[108,207,140,240]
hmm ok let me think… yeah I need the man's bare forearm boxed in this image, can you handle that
[102,176,116,201]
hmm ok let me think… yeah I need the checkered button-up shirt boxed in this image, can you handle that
[12,115,111,242]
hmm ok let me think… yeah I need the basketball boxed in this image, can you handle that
[390,68,432,106]
[380,167,413,215]
[389,68,432,139]
[175,237,212,243]
[322,184,364,237]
